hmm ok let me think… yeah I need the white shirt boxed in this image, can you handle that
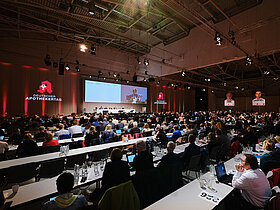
[54,129,69,137]
[68,125,83,136]
[232,168,271,207]
[252,98,265,106]
[224,99,235,106]
[0,141,8,153]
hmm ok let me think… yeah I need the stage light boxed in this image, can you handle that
[44,54,51,66]
[241,87,244,91]
[65,64,70,71]
[235,86,239,89]
[103,77,106,80]
[274,77,279,80]
[80,44,88,52]
[202,88,205,92]
[181,70,186,77]
[88,0,95,15]
[145,70,148,75]
[113,73,117,77]
[144,59,149,66]
[157,81,160,85]
[264,70,270,75]
[171,83,174,87]
[75,66,80,72]
[127,80,129,83]
[212,90,214,93]
[90,45,96,55]
[214,32,223,46]
[246,55,252,66]
[137,57,141,64]
[223,82,227,86]
[89,75,92,78]
[188,86,191,90]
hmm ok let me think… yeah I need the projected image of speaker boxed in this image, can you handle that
[59,59,64,75]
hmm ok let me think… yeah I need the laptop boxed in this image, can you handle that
[116,130,121,135]
[126,154,136,166]
[0,136,4,141]
[215,162,233,185]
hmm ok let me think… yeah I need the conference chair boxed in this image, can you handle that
[66,153,87,169]
[2,162,38,189]
[43,145,61,154]
[37,158,65,181]
[209,145,220,164]
[184,154,201,179]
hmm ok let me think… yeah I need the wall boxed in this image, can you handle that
[148,84,195,113]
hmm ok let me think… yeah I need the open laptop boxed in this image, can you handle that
[215,162,233,185]
[126,154,136,166]
[0,136,4,141]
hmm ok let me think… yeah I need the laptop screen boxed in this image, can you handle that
[116,130,121,135]
[0,136,4,141]
[127,154,136,164]
[180,130,184,135]
[215,163,227,180]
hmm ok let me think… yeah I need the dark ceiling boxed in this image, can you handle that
[0,0,262,55]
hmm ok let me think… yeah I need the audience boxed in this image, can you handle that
[260,138,278,174]
[54,124,69,138]
[132,140,154,172]
[84,126,99,147]
[17,133,39,158]
[181,134,200,170]
[232,154,272,209]
[158,141,181,168]
[43,133,59,147]
[171,125,181,141]
[101,125,115,143]
[42,172,87,210]
[68,120,83,137]
[34,126,47,142]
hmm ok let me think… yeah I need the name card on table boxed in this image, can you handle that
[198,191,221,205]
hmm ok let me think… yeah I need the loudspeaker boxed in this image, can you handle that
[59,62,64,75]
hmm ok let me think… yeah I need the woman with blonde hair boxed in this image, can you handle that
[260,138,277,174]
[102,124,115,143]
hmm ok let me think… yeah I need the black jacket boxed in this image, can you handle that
[133,150,154,172]
[17,140,39,158]
[158,152,181,169]
[102,160,130,191]
[181,143,200,169]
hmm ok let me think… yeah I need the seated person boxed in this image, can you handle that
[142,123,150,133]
[68,120,83,137]
[96,121,105,134]
[43,133,59,147]
[42,172,87,210]
[158,141,181,168]
[155,127,168,148]
[116,120,124,130]
[17,133,39,158]
[54,124,69,138]
[207,132,220,155]
[181,134,200,170]
[232,154,272,209]
[108,119,115,130]
[84,126,99,147]
[132,140,154,172]
[130,122,140,134]
[34,126,47,141]
[171,125,182,141]
[101,148,130,192]
[260,138,278,174]
[8,128,23,145]
[101,125,115,143]
[0,140,8,161]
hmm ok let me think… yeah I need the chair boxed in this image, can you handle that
[43,145,61,154]
[185,154,201,178]
[58,134,71,140]
[3,162,38,187]
[37,158,65,181]
[72,133,83,138]
[98,180,140,210]
[209,145,220,164]
[66,153,87,169]
[91,149,109,162]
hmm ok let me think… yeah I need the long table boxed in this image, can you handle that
[0,137,152,170]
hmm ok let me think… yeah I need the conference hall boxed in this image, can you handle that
[0,0,279,209]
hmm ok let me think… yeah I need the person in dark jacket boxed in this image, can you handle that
[101,125,115,143]
[101,148,130,191]
[132,140,154,172]
[34,126,47,142]
[181,134,200,170]
[85,126,99,147]
[158,141,181,168]
[17,133,39,158]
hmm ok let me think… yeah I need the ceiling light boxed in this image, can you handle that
[264,70,270,75]
[241,87,244,91]
[214,32,223,46]
[273,77,279,80]
[235,86,239,89]
[202,88,206,92]
[113,73,117,77]
[212,90,214,93]
[157,81,160,85]
[181,70,186,77]
[188,86,191,90]
[127,80,129,83]
[80,44,88,52]
[89,75,92,78]
[224,82,227,86]
[75,66,80,72]
[137,57,141,64]
[144,59,149,66]
[246,55,252,65]
[65,64,70,71]
[103,77,106,80]
[88,0,95,15]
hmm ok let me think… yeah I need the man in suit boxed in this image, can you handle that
[181,134,200,170]
[158,141,181,168]
[132,140,154,172]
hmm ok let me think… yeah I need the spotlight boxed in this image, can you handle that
[88,0,95,15]
[103,77,106,80]
[212,90,214,93]
[90,45,96,55]
[264,71,270,75]
[89,75,92,78]
[202,88,206,92]
[241,87,244,91]
[187,86,191,90]
[214,32,223,46]
[80,44,88,52]
[223,82,227,86]
[144,59,149,66]
[171,83,174,87]
[181,70,186,77]
[137,57,141,64]
[65,64,70,71]
[143,78,147,82]
[246,55,252,66]
[75,66,80,72]
[162,59,166,64]
[127,80,129,83]
[145,70,148,75]
[157,81,160,85]
[113,73,117,78]
[274,77,279,80]
[235,86,239,89]
[44,54,51,66]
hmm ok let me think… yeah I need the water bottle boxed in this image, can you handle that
[74,164,80,185]
[82,163,88,178]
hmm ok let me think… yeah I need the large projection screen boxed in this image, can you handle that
[85,80,147,104]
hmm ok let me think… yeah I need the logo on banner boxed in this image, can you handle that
[37,81,53,94]
[154,92,167,105]
[26,80,62,102]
